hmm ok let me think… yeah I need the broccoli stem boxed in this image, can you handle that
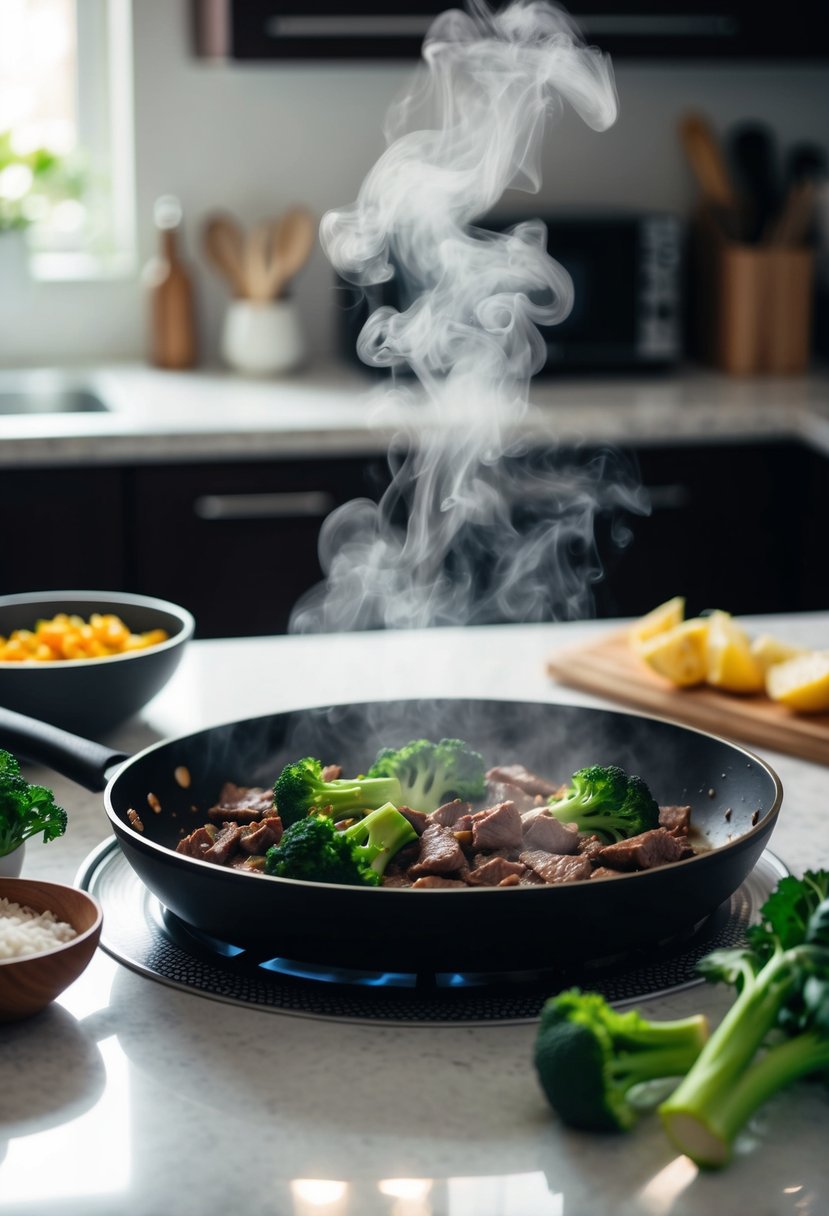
[612,1043,707,1089]
[659,948,811,1167]
[547,797,627,841]
[611,1016,710,1094]
[323,777,401,815]
[613,1013,710,1051]
[662,1032,829,1169]
[716,1032,829,1153]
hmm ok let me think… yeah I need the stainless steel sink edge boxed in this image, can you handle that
[0,370,111,415]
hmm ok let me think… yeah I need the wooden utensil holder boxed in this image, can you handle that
[690,208,814,375]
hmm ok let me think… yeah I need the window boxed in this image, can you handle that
[0,0,135,278]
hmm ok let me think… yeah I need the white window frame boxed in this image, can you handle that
[30,0,136,281]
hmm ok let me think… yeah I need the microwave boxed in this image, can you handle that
[336,209,684,375]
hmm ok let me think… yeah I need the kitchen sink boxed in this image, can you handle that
[0,387,109,414]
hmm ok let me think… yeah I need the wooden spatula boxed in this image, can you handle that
[251,207,316,302]
[202,213,249,297]
[678,112,745,240]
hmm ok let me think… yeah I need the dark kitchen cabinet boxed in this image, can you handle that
[0,466,127,595]
[592,440,813,620]
[127,456,387,637]
[193,1,829,62]
[439,439,810,626]
[798,447,829,611]
[0,439,823,638]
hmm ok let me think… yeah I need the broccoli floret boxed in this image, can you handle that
[546,764,659,842]
[340,803,418,878]
[534,987,709,1132]
[264,803,416,886]
[273,757,401,828]
[0,748,68,858]
[659,869,829,1168]
[263,814,363,885]
[366,737,486,813]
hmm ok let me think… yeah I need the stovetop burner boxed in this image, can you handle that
[77,838,788,1026]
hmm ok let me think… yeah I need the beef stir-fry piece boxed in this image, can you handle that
[486,765,564,799]
[471,801,523,851]
[398,805,430,835]
[203,822,243,865]
[430,799,475,827]
[411,875,469,889]
[409,823,468,878]
[658,804,692,837]
[207,782,275,824]
[465,856,528,886]
[520,849,595,884]
[176,785,282,874]
[521,807,579,854]
[594,828,692,871]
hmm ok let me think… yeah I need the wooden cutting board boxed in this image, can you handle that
[547,629,829,765]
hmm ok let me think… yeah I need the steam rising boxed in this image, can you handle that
[290,0,645,634]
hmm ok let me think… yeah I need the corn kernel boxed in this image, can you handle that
[0,611,168,663]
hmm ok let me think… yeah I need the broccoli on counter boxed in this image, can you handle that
[264,802,417,886]
[534,988,709,1133]
[0,748,67,858]
[546,764,659,842]
[273,757,402,828]
[366,737,486,814]
[659,869,829,1168]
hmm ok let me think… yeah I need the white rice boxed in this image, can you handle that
[0,897,78,959]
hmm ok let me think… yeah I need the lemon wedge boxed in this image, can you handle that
[637,617,709,686]
[750,633,808,673]
[766,651,829,712]
[629,596,686,652]
[705,610,765,693]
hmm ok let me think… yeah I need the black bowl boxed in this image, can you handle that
[0,591,194,738]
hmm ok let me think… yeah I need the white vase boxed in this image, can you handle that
[0,843,25,878]
[220,298,306,376]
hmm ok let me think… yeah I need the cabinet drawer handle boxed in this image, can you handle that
[193,491,336,521]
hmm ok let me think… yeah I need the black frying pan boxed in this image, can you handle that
[0,699,783,973]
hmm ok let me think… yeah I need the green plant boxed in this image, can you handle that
[0,749,67,857]
[0,130,82,233]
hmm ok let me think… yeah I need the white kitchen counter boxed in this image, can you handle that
[2,361,829,467]
[1,615,828,1216]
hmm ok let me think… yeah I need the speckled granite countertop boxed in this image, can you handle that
[1,616,828,1216]
[1,362,829,467]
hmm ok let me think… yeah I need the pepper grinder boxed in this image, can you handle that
[143,195,197,369]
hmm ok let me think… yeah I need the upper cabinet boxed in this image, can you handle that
[192,1,829,63]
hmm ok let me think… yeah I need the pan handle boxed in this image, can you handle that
[0,707,129,792]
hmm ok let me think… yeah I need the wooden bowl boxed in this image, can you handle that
[0,878,103,1021]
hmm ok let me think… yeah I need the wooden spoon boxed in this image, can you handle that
[244,218,281,303]
[766,178,817,247]
[253,207,316,302]
[202,213,249,297]
[678,112,745,240]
